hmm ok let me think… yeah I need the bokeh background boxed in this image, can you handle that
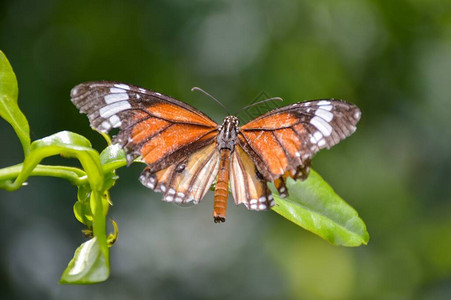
[1,0,451,299]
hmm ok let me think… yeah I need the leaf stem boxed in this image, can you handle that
[0,163,88,190]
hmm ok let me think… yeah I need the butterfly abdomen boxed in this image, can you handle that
[213,116,240,223]
[213,149,231,223]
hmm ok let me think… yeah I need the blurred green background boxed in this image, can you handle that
[1,0,450,299]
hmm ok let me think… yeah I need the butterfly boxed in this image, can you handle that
[71,81,361,223]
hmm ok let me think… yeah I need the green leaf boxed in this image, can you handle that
[271,170,369,247]
[60,237,109,284]
[100,144,126,167]
[0,50,31,156]
[31,130,93,152]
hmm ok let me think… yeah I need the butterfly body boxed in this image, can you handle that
[71,81,361,222]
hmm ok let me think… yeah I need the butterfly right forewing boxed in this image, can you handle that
[239,99,360,179]
[238,99,361,198]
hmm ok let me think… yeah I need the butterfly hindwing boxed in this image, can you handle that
[230,145,274,211]
[71,81,218,171]
[139,143,220,204]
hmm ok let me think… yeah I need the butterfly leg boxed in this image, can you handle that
[213,149,231,223]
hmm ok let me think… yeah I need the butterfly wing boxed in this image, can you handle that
[230,145,274,211]
[139,143,220,204]
[71,81,218,173]
[71,81,220,204]
[238,99,361,199]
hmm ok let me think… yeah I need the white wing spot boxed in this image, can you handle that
[258,204,267,210]
[101,120,111,131]
[315,132,323,140]
[99,102,131,118]
[104,93,129,104]
[71,87,79,97]
[109,87,124,93]
[109,115,122,128]
[155,92,162,96]
[250,203,258,210]
[140,174,155,189]
[250,199,257,205]
[318,100,331,106]
[311,131,323,143]
[311,116,333,137]
[317,139,326,147]
[321,105,333,111]
[114,83,130,90]
[315,109,334,122]
[354,110,361,120]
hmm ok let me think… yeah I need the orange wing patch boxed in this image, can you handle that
[141,124,215,165]
[240,112,298,130]
[240,131,289,176]
[131,117,171,144]
[273,128,302,161]
[148,103,217,126]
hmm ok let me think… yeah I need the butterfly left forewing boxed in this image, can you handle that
[71,81,216,130]
[71,81,218,171]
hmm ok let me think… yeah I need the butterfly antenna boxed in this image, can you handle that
[191,87,231,114]
[235,97,284,115]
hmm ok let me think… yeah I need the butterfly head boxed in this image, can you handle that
[217,116,240,152]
